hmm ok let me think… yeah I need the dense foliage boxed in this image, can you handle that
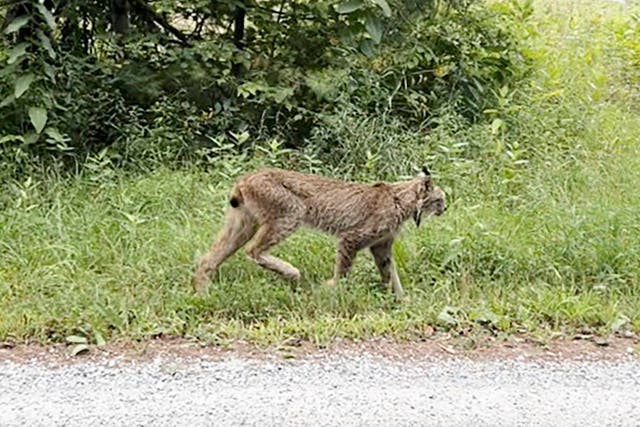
[1,0,530,170]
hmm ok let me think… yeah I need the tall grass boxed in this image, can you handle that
[1,0,639,345]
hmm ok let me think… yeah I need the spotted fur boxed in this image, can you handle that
[193,168,445,299]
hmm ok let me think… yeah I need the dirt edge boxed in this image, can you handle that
[1,333,638,366]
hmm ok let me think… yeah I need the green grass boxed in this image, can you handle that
[1,0,640,346]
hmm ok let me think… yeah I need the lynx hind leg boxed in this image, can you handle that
[326,239,359,287]
[370,239,404,300]
[245,219,302,280]
[193,207,256,293]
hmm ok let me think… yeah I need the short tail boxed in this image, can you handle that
[229,186,243,208]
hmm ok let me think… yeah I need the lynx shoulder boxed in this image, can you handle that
[193,168,445,299]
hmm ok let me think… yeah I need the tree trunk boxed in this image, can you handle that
[233,4,246,49]
[111,0,130,34]
[232,3,246,76]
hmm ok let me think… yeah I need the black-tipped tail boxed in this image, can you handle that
[229,187,243,208]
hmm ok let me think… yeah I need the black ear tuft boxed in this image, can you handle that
[422,166,431,176]
[413,209,422,227]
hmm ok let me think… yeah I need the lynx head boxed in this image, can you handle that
[413,167,446,226]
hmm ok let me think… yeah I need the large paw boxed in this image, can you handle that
[192,276,207,294]
[392,292,410,304]
[191,270,208,294]
[284,267,301,281]
[325,278,338,287]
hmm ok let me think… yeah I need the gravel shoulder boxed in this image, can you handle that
[1,338,640,427]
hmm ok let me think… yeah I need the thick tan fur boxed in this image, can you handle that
[193,168,445,299]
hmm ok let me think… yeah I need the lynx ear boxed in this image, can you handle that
[417,166,431,179]
[417,166,433,194]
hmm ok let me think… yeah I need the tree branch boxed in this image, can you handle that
[130,0,192,46]
[251,5,316,21]
[191,14,206,38]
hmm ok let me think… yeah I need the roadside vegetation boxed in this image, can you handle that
[1,0,639,347]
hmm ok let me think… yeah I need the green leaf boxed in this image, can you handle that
[0,94,15,108]
[43,63,56,82]
[365,14,383,44]
[437,305,460,327]
[35,3,56,30]
[491,118,503,134]
[7,42,29,65]
[94,331,106,347]
[24,132,39,144]
[471,309,498,326]
[611,315,629,333]
[15,73,34,98]
[4,16,30,34]
[336,0,365,14]
[237,81,262,97]
[70,344,90,356]
[65,335,88,344]
[44,127,65,143]
[338,22,365,44]
[28,107,48,134]
[37,30,56,59]
[372,0,392,17]
[0,63,14,78]
[359,39,376,57]
[230,131,250,144]
[0,134,25,144]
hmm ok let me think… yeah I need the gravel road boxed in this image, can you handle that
[1,352,639,427]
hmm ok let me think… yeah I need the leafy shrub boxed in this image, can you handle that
[0,0,531,170]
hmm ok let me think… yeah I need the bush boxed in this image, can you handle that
[0,0,531,170]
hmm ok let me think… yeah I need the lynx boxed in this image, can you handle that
[193,167,445,299]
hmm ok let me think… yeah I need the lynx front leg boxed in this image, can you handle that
[326,240,358,287]
[245,220,301,280]
[389,263,403,300]
[370,239,403,300]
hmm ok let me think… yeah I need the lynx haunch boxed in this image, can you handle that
[193,168,445,299]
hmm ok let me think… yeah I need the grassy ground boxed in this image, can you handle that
[1,0,639,346]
